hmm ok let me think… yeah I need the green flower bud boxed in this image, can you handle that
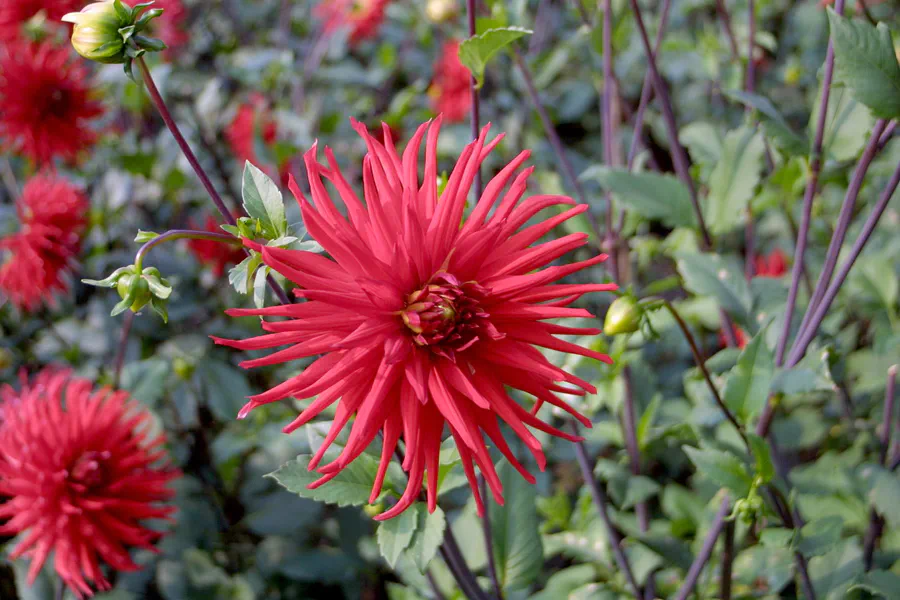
[604,295,643,336]
[62,1,127,64]
[173,357,194,380]
[116,273,152,313]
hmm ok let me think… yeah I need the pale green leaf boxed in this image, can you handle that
[242,161,286,238]
[407,504,446,572]
[458,27,532,89]
[580,167,696,228]
[376,508,418,569]
[683,446,753,496]
[267,453,379,507]
[706,127,765,234]
[677,252,752,324]
[723,331,774,419]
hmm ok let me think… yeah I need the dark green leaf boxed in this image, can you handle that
[580,167,695,228]
[848,571,900,598]
[723,332,774,419]
[683,446,753,496]
[677,252,752,323]
[723,89,808,154]
[489,459,543,589]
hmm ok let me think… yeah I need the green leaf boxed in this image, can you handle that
[723,331,774,419]
[253,265,268,309]
[242,161,286,238]
[723,90,808,154]
[706,127,765,234]
[580,167,696,228]
[406,504,446,572]
[848,571,900,598]
[683,446,753,496]
[759,527,795,548]
[267,453,379,507]
[770,345,835,395]
[228,254,260,295]
[814,85,876,162]
[747,433,775,484]
[458,27,532,89]
[797,516,844,558]
[197,360,251,421]
[622,475,661,509]
[868,465,900,530]
[489,459,543,589]
[827,9,900,119]
[637,395,662,448]
[376,507,418,569]
[677,252,752,324]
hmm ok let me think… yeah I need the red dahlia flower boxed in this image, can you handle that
[316,0,390,45]
[0,369,178,597]
[0,174,88,311]
[430,40,470,122]
[215,119,617,520]
[0,41,104,165]
[753,249,788,278]
[188,214,246,277]
[0,0,82,43]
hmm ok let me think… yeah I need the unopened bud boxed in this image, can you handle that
[604,295,643,336]
[62,1,127,64]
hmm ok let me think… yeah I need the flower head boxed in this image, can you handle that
[0,174,88,312]
[430,40,470,122]
[0,369,179,597]
[215,119,616,520]
[188,215,246,277]
[316,0,390,45]
[753,249,788,278]
[0,0,83,43]
[0,41,104,165]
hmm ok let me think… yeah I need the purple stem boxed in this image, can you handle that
[441,529,490,600]
[789,119,889,362]
[134,229,242,272]
[626,0,709,247]
[785,154,900,370]
[773,0,846,367]
[864,365,898,570]
[621,367,649,530]
[745,0,756,93]
[715,0,740,59]
[672,497,730,600]
[721,518,735,600]
[467,0,483,201]
[624,0,672,176]
[512,50,603,240]
[136,57,292,306]
[601,0,616,237]
[571,424,642,598]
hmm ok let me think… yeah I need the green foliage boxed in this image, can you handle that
[705,127,765,234]
[488,459,543,590]
[241,161,287,239]
[457,27,532,89]
[267,454,381,508]
[581,167,695,228]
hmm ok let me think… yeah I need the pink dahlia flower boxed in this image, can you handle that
[0,369,179,597]
[215,119,616,520]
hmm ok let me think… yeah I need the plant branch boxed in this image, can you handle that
[783,157,900,370]
[672,497,730,600]
[774,0,847,367]
[721,517,735,600]
[570,423,642,598]
[134,229,242,273]
[790,119,889,362]
[441,527,490,600]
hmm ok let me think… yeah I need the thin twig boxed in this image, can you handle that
[571,424,642,598]
[863,365,897,570]
[479,477,503,600]
[721,518,735,600]
[672,497,730,600]
[442,528,490,600]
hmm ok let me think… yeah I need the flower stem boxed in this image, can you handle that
[672,497,730,600]
[467,0,483,201]
[441,527,490,600]
[782,157,900,371]
[659,300,750,451]
[789,119,889,363]
[134,229,242,273]
[720,517,735,600]
[774,0,847,367]
[570,423,642,598]
[863,365,897,570]
[479,475,503,600]
[136,57,235,227]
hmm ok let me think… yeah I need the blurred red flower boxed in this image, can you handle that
[215,119,617,520]
[430,39,470,122]
[0,41,104,165]
[316,0,390,45]
[149,0,189,59]
[226,94,290,183]
[0,0,82,43]
[188,215,246,277]
[0,174,88,312]
[0,369,179,597]
[753,249,788,278]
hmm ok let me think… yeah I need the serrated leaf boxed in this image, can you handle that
[376,507,418,569]
[723,332,774,419]
[580,167,695,228]
[723,90,808,154]
[677,252,752,324]
[407,504,446,572]
[683,446,753,496]
[267,453,379,507]
[827,9,900,119]
[489,459,543,589]
[242,161,286,238]
[706,127,765,234]
[228,254,260,295]
[747,433,775,484]
[458,27,532,89]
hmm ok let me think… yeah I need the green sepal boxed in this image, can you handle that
[82,266,134,288]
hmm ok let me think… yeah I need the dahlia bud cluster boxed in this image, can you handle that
[62,0,166,78]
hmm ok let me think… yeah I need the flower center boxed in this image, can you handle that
[400,272,493,355]
[69,450,110,489]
